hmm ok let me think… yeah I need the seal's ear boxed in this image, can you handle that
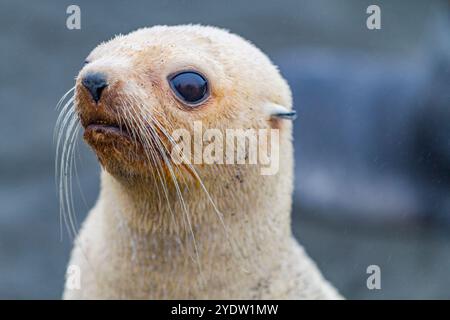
[263,102,297,120]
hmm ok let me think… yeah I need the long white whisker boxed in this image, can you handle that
[55,86,75,111]
[150,116,248,267]
[123,97,180,233]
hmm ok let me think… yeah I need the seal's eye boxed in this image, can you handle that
[169,71,208,106]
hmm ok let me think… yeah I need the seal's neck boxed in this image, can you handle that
[96,167,293,257]
[81,162,312,298]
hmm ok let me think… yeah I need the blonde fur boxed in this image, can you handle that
[62,25,341,299]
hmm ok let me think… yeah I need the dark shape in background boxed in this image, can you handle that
[0,0,449,299]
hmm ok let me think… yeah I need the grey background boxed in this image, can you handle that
[0,0,449,299]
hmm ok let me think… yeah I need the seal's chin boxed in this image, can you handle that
[81,117,153,178]
[78,109,184,180]
[83,119,134,157]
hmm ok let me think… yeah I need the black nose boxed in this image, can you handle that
[82,72,108,103]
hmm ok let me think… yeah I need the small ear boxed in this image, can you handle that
[263,102,297,120]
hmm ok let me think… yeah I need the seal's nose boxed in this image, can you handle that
[82,72,108,103]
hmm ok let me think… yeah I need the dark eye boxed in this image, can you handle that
[169,71,209,106]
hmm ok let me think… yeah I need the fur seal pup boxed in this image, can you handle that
[58,25,341,299]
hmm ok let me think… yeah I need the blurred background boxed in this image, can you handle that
[0,0,449,299]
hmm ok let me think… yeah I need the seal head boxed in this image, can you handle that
[75,25,293,180]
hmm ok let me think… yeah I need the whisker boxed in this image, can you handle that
[123,97,180,233]
[123,100,205,278]
[54,88,83,240]
[148,118,204,279]
[55,86,75,111]
[149,115,249,268]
